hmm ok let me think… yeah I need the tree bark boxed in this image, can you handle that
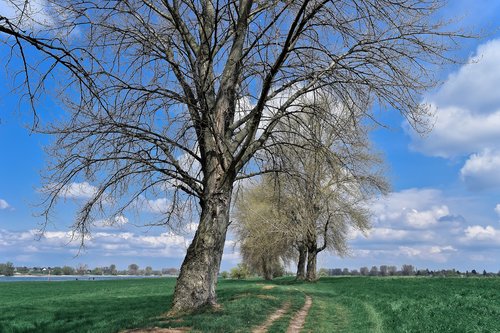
[171,183,233,313]
[296,244,307,280]
[306,248,318,281]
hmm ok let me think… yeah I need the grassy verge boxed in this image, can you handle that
[0,276,499,332]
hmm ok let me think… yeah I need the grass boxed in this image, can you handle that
[0,276,499,332]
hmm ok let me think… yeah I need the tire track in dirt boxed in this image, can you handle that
[286,295,312,333]
[251,301,291,333]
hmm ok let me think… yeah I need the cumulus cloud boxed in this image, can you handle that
[57,182,99,199]
[144,197,171,214]
[133,196,171,214]
[462,225,500,243]
[370,188,452,229]
[397,245,457,263]
[94,215,129,229]
[351,245,458,264]
[345,188,500,267]
[460,149,500,190]
[407,39,500,190]
[0,228,190,259]
[409,39,500,157]
[0,199,10,210]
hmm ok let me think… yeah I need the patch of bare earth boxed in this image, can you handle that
[261,285,276,290]
[286,295,312,333]
[121,327,191,333]
[251,301,291,333]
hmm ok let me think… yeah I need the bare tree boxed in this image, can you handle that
[264,95,388,281]
[0,0,463,312]
[234,95,387,282]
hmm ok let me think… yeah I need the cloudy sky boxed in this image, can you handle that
[1,1,500,273]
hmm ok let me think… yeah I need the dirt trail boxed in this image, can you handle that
[286,295,312,333]
[121,327,191,333]
[251,301,291,333]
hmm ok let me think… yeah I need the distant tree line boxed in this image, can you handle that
[319,265,500,277]
[0,262,179,276]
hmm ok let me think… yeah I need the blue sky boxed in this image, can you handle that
[1,1,500,273]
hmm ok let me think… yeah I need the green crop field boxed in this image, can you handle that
[0,276,499,333]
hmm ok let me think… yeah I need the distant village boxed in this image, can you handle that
[0,262,179,277]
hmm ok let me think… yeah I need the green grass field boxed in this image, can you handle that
[0,276,499,333]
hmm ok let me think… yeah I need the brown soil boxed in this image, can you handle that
[286,295,312,333]
[251,301,291,333]
[121,327,191,333]
[261,285,276,290]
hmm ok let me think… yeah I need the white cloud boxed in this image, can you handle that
[343,188,498,267]
[363,228,408,241]
[460,149,500,190]
[495,204,500,217]
[0,227,190,259]
[0,199,10,210]
[0,0,55,30]
[94,215,129,229]
[409,39,500,157]
[58,182,98,199]
[462,225,500,243]
[413,106,500,158]
[371,188,451,229]
[406,39,500,190]
[396,245,457,263]
[405,206,449,229]
[141,197,171,214]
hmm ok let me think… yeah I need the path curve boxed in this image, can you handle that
[252,301,291,333]
[286,295,312,333]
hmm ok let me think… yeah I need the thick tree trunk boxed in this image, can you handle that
[170,185,233,313]
[296,244,307,280]
[306,248,318,281]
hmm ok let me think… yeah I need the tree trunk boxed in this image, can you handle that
[296,244,307,280]
[171,185,233,313]
[262,259,273,281]
[306,248,318,281]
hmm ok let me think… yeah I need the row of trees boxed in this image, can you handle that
[232,98,387,281]
[0,0,464,312]
[221,264,500,279]
[1,263,179,276]
[322,266,500,277]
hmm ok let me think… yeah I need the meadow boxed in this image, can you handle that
[0,276,499,332]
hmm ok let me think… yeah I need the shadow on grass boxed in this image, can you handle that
[157,278,305,333]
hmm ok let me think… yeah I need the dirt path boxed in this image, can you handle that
[286,295,312,333]
[251,301,291,333]
[121,327,190,333]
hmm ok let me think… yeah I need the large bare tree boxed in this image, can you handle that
[0,0,462,312]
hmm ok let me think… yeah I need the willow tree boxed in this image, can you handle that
[233,177,296,280]
[1,0,461,312]
[238,93,388,281]
[268,95,389,281]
